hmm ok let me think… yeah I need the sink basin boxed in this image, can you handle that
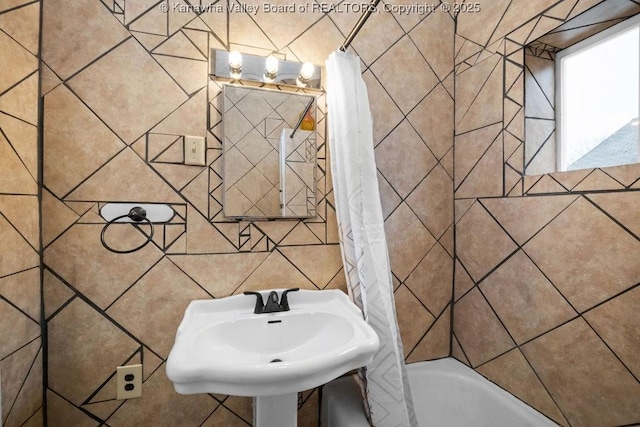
[166,289,379,397]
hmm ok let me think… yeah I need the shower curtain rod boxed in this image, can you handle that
[339,0,382,51]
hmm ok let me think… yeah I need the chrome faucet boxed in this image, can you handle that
[244,288,300,314]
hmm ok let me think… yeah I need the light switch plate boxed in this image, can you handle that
[184,136,206,166]
[116,364,143,400]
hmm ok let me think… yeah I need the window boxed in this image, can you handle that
[556,15,640,171]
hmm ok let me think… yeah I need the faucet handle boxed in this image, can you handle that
[280,288,300,311]
[243,291,265,314]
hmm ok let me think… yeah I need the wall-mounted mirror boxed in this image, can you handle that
[222,84,318,219]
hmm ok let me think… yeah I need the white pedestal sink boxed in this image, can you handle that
[166,289,379,426]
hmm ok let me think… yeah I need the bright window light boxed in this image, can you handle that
[557,19,640,171]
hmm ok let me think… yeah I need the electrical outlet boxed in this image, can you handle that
[184,135,206,166]
[116,364,143,400]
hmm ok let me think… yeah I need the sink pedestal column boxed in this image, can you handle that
[254,393,298,426]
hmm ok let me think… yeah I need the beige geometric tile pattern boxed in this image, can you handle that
[0,5,42,426]
[524,197,640,312]
[455,202,517,282]
[522,318,640,426]
[35,1,455,425]
[476,349,567,425]
[479,250,577,344]
[454,1,640,425]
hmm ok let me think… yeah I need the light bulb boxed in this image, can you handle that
[265,55,279,75]
[299,62,315,80]
[228,50,242,70]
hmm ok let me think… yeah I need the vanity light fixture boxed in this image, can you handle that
[297,62,315,87]
[211,49,321,89]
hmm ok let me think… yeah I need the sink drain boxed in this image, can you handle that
[269,358,283,363]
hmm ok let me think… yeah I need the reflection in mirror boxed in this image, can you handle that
[524,1,640,176]
[222,84,317,218]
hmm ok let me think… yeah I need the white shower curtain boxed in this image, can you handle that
[326,50,417,427]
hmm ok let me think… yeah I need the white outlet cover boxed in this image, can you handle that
[116,364,143,400]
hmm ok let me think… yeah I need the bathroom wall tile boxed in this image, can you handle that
[0,30,37,94]
[479,250,577,344]
[42,269,74,319]
[455,54,504,135]
[375,120,437,199]
[453,260,474,301]
[524,197,640,312]
[480,195,577,245]
[487,0,560,46]
[587,192,640,239]
[0,195,39,249]
[107,366,216,426]
[66,149,183,203]
[522,318,640,426]
[169,253,268,297]
[48,298,139,406]
[228,10,276,51]
[41,190,79,247]
[584,285,640,379]
[407,84,454,161]
[0,267,40,322]
[0,1,39,54]
[456,0,511,46]
[394,285,435,357]
[451,335,470,366]
[572,169,626,192]
[45,224,164,309]
[235,251,317,293]
[454,123,502,189]
[43,85,125,198]
[406,165,453,239]
[453,287,515,367]
[106,258,211,358]
[0,112,38,180]
[0,215,39,278]
[41,0,128,79]
[220,395,253,425]
[406,307,451,362]
[599,163,640,187]
[1,339,40,423]
[67,38,188,143]
[476,349,567,425]
[349,7,405,66]
[454,52,500,125]
[455,202,517,282]
[385,203,437,281]
[0,133,37,195]
[0,2,42,423]
[47,390,98,427]
[38,4,456,426]
[376,171,402,220]
[201,404,249,427]
[278,245,344,289]
[370,35,439,114]
[287,16,345,65]
[409,10,454,81]
[362,70,404,146]
[4,348,43,427]
[405,243,453,316]
[0,73,38,125]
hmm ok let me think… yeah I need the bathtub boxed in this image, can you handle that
[321,358,557,426]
